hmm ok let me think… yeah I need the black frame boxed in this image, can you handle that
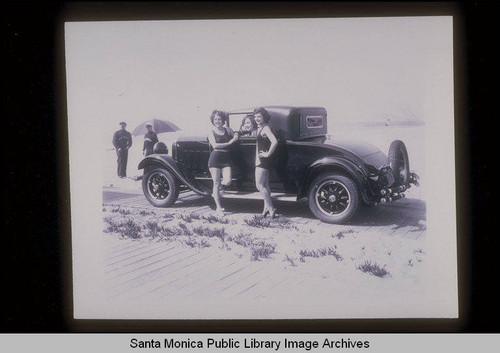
[2,1,498,334]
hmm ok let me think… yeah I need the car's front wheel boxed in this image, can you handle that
[308,173,360,224]
[142,167,179,207]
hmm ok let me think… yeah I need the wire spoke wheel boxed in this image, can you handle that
[148,173,170,200]
[316,180,351,216]
[142,167,179,207]
[308,173,360,224]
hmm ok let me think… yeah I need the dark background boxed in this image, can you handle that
[1,2,498,333]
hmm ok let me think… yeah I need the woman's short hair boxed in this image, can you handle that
[210,110,228,125]
[253,107,271,123]
[240,114,257,131]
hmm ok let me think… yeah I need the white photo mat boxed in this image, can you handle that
[65,17,457,320]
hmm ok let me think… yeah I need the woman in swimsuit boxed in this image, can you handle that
[254,108,278,218]
[207,110,238,214]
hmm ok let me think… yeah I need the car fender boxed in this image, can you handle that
[138,155,211,196]
[298,156,372,204]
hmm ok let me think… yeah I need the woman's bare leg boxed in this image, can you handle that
[255,166,274,214]
[221,166,232,186]
[209,167,223,211]
[264,172,276,217]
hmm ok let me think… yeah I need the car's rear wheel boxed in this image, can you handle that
[388,140,410,185]
[308,173,360,224]
[142,167,179,207]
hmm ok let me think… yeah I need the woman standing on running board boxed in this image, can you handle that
[207,110,238,215]
[254,107,278,218]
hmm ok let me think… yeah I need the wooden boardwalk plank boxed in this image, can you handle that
[251,276,291,300]
[215,267,267,298]
[105,244,179,273]
[215,266,263,293]
[127,254,220,299]
[108,250,207,297]
[104,238,145,254]
[386,214,412,238]
[405,224,427,240]
[105,242,153,262]
[152,259,245,300]
[102,191,139,203]
[258,276,309,299]
[109,247,189,282]
[181,262,259,300]
[102,187,427,301]
[229,273,291,299]
[298,276,334,297]
[112,252,217,300]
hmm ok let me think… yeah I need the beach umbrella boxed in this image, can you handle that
[131,118,181,136]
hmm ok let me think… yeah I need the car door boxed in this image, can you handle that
[232,135,257,186]
[233,135,287,192]
[227,113,286,192]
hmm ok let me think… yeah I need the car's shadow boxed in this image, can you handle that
[173,193,426,230]
[351,198,426,231]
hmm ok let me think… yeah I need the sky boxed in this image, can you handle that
[65,17,452,149]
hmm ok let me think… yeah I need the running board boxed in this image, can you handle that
[221,191,297,202]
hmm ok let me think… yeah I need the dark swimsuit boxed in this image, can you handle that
[256,127,273,170]
[208,128,232,168]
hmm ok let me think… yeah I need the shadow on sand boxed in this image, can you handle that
[170,193,426,230]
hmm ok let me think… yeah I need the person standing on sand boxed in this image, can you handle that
[254,107,278,218]
[143,122,159,156]
[207,110,238,215]
[112,121,132,178]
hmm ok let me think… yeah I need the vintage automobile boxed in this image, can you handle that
[138,106,419,224]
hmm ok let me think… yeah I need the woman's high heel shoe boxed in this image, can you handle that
[269,208,277,219]
[261,208,270,218]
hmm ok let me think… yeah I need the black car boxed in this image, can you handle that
[138,106,419,224]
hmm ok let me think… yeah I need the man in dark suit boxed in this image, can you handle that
[112,122,132,178]
[143,122,159,156]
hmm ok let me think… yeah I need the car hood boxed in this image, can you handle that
[322,137,388,169]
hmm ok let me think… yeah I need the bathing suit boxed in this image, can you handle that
[256,127,274,170]
[208,128,232,168]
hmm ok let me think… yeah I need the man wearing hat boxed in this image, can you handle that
[112,122,133,178]
[143,122,159,156]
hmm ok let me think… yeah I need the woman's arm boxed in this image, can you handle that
[207,130,217,149]
[227,127,238,141]
[208,128,238,149]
